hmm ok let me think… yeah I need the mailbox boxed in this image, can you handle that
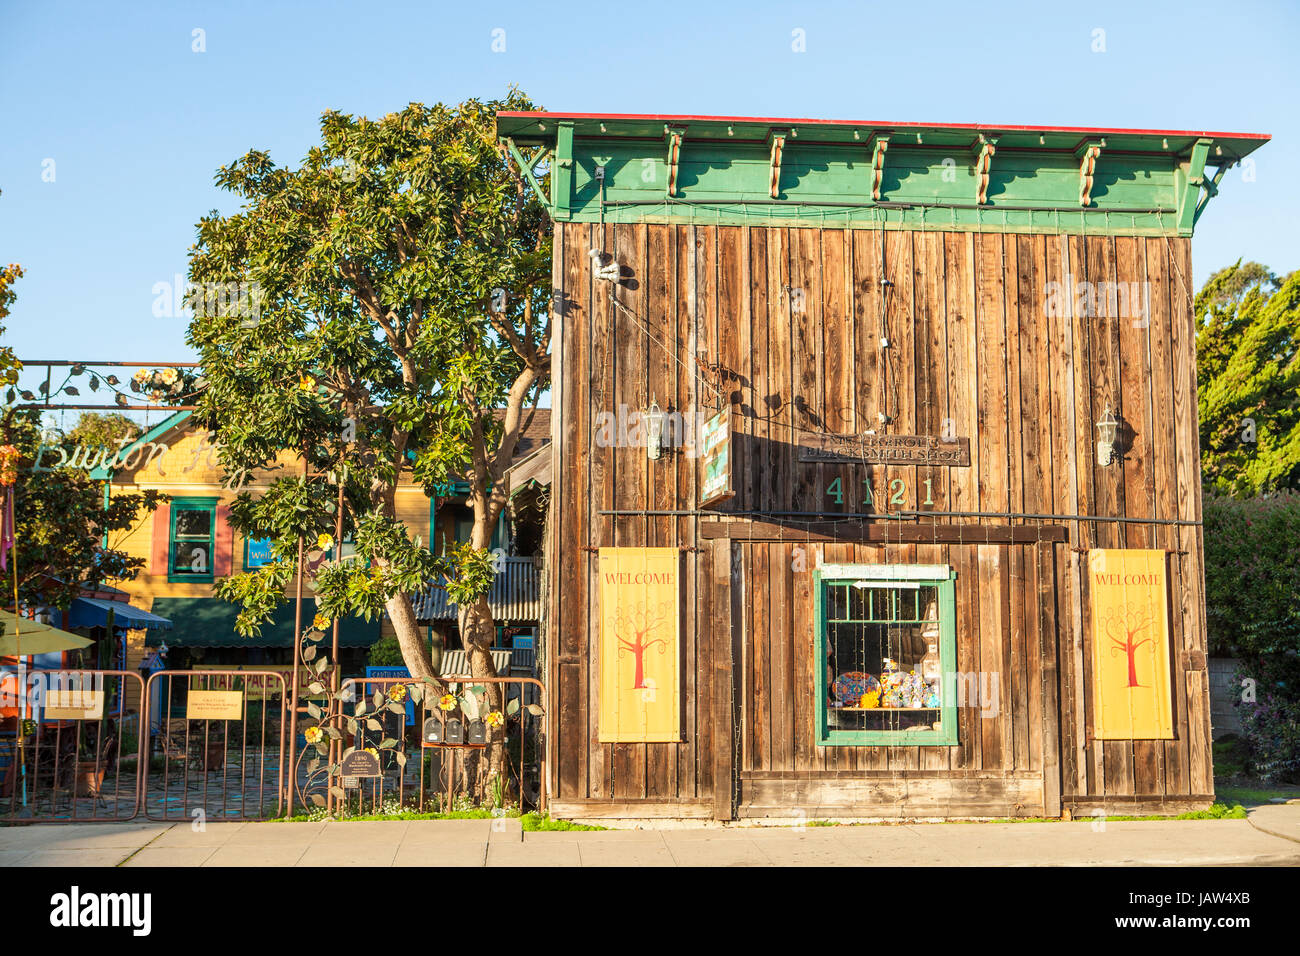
[422,717,443,746]
[467,719,487,746]
[444,718,464,745]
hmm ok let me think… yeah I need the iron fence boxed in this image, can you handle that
[0,670,144,823]
[142,669,287,822]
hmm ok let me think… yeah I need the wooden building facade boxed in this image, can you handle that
[497,111,1269,820]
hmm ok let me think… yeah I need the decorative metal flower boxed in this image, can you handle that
[485,711,504,728]
[303,725,324,744]
[387,685,408,703]
[437,693,457,712]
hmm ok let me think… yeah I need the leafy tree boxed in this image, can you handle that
[1196,261,1300,496]
[0,256,24,388]
[66,412,141,449]
[185,92,551,789]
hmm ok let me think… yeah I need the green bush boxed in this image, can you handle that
[1204,494,1300,783]
[366,633,430,668]
[1203,493,1300,658]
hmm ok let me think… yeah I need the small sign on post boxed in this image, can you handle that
[340,750,382,777]
[699,410,734,507]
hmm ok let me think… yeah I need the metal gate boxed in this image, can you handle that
[143,670,287,822]
[294,674,546,818]
[0,669,145,823]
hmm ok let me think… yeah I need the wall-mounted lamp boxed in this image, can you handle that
[589,248,620,283]
[1096,406,1120,466]
[645,401,666,461]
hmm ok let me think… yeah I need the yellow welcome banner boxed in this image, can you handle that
[1088,549,1174,739]
[598,548,681,743]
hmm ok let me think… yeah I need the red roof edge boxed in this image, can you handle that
[497,111,1270,142]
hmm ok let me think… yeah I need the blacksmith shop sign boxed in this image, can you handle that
[797,433,971,467]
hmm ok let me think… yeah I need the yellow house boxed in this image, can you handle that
[92,409,550,694]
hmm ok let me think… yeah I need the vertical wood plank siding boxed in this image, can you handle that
[549,223,1211,816]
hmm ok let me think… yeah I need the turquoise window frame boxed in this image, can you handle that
[813,563,958,747]
[167,496,218,584]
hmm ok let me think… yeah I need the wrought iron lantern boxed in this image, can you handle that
[1096,406,1119,467]
[645,401,666,461]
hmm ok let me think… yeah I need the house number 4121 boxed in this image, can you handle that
[825,476,935,508]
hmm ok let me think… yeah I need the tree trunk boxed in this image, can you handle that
[386,590,439,686]
[458,594,506,801]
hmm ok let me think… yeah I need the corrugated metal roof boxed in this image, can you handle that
[413,557,541,624]
[437,649,513,679]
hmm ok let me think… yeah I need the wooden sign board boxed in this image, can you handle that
[340,750,382,777]
[699,411,734,507]
[797,433,971,467]
[186,690,244,721]
[45,689,105,721]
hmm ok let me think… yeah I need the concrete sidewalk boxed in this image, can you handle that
[2,806,1298,867]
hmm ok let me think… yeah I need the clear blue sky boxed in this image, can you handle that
[2,0,1295,372]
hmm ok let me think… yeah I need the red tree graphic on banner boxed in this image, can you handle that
[1101,603,1153,688]
[614,600,672,689]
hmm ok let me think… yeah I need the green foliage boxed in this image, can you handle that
[366,632,429,668]
[1203,493,1300,660]
[519,812,606,831]
[1240,680,1300,784]
[1196,262,1300,496]
[183,92,552,677]
[65,413,141,449]
[1203,493,1300,783]
[0,257,23,388]
[439,541,496,605]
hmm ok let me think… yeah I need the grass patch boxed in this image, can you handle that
[1216,784,1300,807]
[520,812,605,831]
[278,808,512,823]
[1213,734,1251,779]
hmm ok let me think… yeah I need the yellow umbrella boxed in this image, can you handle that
[0,610,94,657]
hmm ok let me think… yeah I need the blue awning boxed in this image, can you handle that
[67,597,173,631]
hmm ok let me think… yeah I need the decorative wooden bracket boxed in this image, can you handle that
[768,129,788,199]
[973,134,998,205]
[870,135,890,201]
[1076,139,1106,207]
[1177,138,1215,233]
[500,137,554,207]
[664,126,686,198]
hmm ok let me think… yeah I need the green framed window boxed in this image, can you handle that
[168,497,217,584]
[814,564,958,747]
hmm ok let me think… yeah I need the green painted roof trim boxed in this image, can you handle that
[90,410,192,480]
[497,112,1270,237]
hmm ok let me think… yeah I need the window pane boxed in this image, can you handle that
[918,585,939,621]
[824,578,946,737]
[173,541,211,575]
[174,508,212,538]
[827,584,847,622]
